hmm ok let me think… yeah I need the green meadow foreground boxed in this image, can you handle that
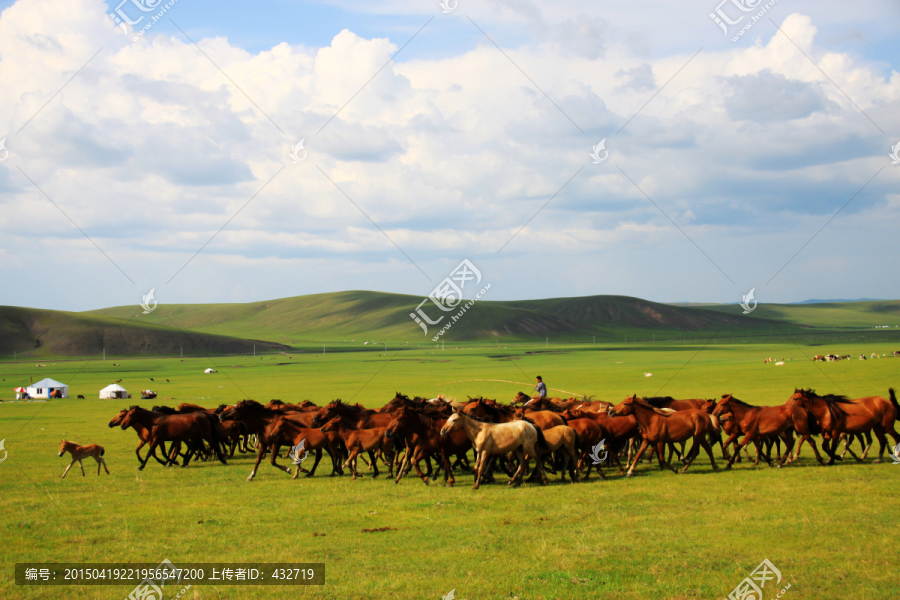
[2,339,899,599]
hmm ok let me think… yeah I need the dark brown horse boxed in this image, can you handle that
[385,406,471,486]
[609,395,720,476]
[120,406,226,470]
[109,408,172,466]
[787,388,900,463]
[219,400,308,480]
[311,400,395,429]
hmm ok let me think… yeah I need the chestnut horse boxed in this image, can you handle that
[440,411,548,489]
[58,440,109,478]
[711,394,818,468]
[561,408,635,475]
[609,395,720,476]
[269,415,343,478]
[320,417,394,480]
[787,388,900,463]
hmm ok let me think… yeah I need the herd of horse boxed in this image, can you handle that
[97,387,900,487]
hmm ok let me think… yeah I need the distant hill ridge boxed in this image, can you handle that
[1,291,898,357]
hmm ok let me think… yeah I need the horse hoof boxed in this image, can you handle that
[873,459,882,464]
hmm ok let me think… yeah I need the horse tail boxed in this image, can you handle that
[534,426,550,452]
[100,446,105,456]
[709,413,720,432]
[889,388,899,417]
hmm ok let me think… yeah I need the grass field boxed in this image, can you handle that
[2,336,899,599]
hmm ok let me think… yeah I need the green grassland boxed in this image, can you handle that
[2,333,899,600]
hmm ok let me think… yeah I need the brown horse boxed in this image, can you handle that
[711,395,816,468]
[269,415,343,478]
[320,417,394,480]
[609,395,720,476]
[384,406,471,486]
[311,400,394,429]
[440,411,548,489]
[561,408,635,475]
[220,400,317,481]
[121,406,226,470]
[513,406,566,430]
[787,388,900,463]
[59,440,109,478]
[561,417,607,479]
[514,392,580,411]
[108,408,172,466]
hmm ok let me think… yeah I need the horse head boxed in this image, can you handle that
[608,394,637,417]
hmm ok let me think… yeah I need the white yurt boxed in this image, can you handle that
[204,368,216,374]
[26,378,69,399]
[99,384,129,399]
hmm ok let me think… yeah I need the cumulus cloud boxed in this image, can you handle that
[0,1,897,310]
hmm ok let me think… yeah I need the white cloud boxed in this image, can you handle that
[0,1,898,311]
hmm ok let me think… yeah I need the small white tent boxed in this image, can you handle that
[99,384,129,399]
[26,378,68,399]
[204,368,216,374]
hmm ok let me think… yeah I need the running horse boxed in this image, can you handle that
[119,406,226,470]
[58,440,109,478]
[440,411,549,489]
[608,395,720,476]
[787,388,900,464]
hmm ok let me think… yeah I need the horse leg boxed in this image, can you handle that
[134,440,147,464]
[656,442,676,473]
[509,448,526,487]
[626,441,650,477]
[726,431,756,469]
[872,428,889,463]
[62,458,75,478]
[138,441,160,471]
[679,438,700,473]
[246,443,269,481]
[473,451,485,490]
[442,448,455,487]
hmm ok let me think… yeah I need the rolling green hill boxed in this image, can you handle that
[0,305,289,359]
[2,292,897,359]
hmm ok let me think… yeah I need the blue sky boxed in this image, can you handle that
[0,0,898,312]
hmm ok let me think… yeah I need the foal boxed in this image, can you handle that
[58,440,109,478]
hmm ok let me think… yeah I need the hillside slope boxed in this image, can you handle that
[86,291,785,345]
[0,306,289,358]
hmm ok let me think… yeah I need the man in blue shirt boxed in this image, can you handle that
[535,376,547,399]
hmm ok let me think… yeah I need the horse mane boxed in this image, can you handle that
[798,388,852,404]
[721,396,753,408]
[153,405,178,414]
[633,397,677,416]
[642,396,676,407]
[235,399,265,409]
[268,399,284,406]
[458,410,494,424]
